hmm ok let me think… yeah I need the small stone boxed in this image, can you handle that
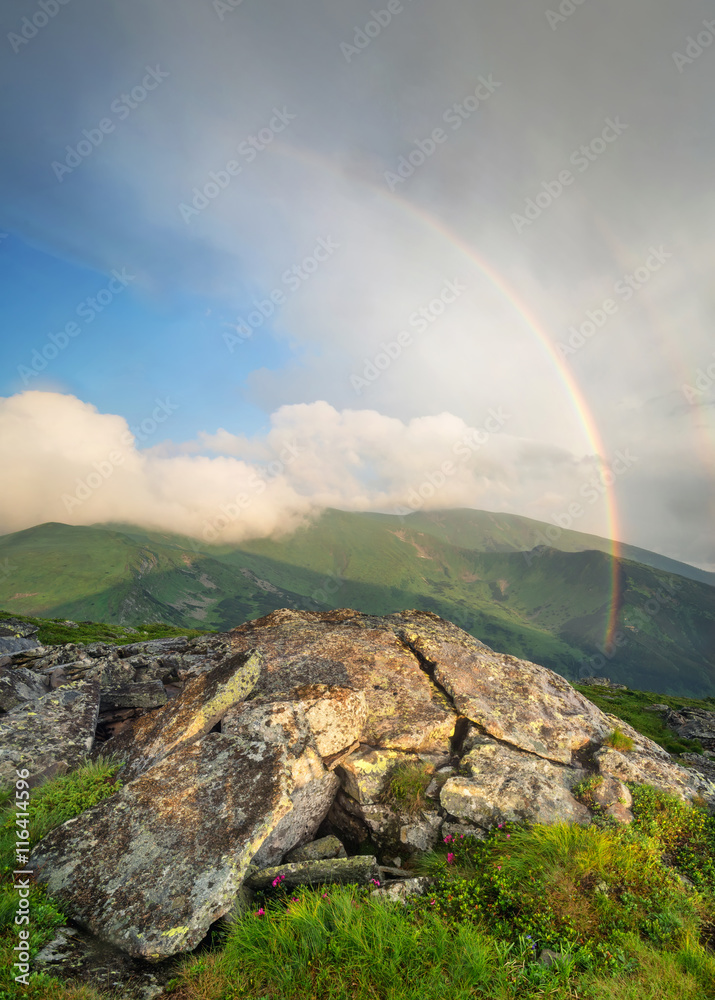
[284,835,347,863]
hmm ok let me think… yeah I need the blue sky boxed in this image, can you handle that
[0,234,287,442]
[0,0,713,568]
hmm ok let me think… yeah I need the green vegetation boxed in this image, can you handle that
[1,510,713,695]
[574,684,709,755]
[380,761,436,816]
[604,729,635,752]
[0,759,122,1000]
[0,609,207,647]
[163,789,715,999]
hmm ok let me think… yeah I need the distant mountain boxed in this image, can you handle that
[0,510,712,696]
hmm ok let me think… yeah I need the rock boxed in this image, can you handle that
[0,618,40,638]
[285,835,347,863]
[117,637,190,658]
[399,618,614,763]
[441,820,486,842]
[399,811,442,852]
[440,737,591,829]
[605,803,634,824]
[99,682,168,711]
[0,679,100,786]
[665,707,715,749]
[335,745,410,805]
[33,925,177,1000]
[539,949,566,967]
[0,665,48,710]
[595,747,715,806]
[371,877,434,904]
[222,699,340,867]
[602,714,671,760]
[244,854,381,890]
[103,649,262,781]
[588,776,633,811]
[0,636,40,655]
[31,732,294,960]
[227,609,457,752]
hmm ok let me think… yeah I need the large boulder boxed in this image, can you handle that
[223,700,340,866]
[226,609,457,752]
[31,732,295,960]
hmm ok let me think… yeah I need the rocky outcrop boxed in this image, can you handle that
[5,606,710,968]
[0,678,100,786]
[665,706,715,750]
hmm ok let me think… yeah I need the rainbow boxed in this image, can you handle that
[267,143,625,649]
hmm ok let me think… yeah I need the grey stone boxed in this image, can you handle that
[0,636,40,655]
[99,682,168,710]
[0,618,39,639]
[285,835,347,863]
[33,925,177,1000]
[103,649,262,781]
[245,855,381,890]
[31,732,294,961]
[370,877,434,905]
[0,679,100,786]
[0,665,48,710]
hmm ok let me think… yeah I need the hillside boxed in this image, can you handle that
[0,509,712,695]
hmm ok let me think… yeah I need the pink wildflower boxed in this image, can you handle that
[255,908,265,917]
[447,853,455,864]
[443,835,454,844]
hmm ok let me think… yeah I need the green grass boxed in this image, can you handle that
[573,684,710,755]
[0,759,123,999]
[0,609,207,648]
[380,761,436,817]
[605,729,636,752]
[165,792,715,999]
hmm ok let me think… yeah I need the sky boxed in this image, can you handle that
[0,0,713,569]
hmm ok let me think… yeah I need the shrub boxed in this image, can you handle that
[605,729,635,752]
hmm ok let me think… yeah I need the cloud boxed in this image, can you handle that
[0,391,610,546]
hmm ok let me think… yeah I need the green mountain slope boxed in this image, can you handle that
[0,510,712,696]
